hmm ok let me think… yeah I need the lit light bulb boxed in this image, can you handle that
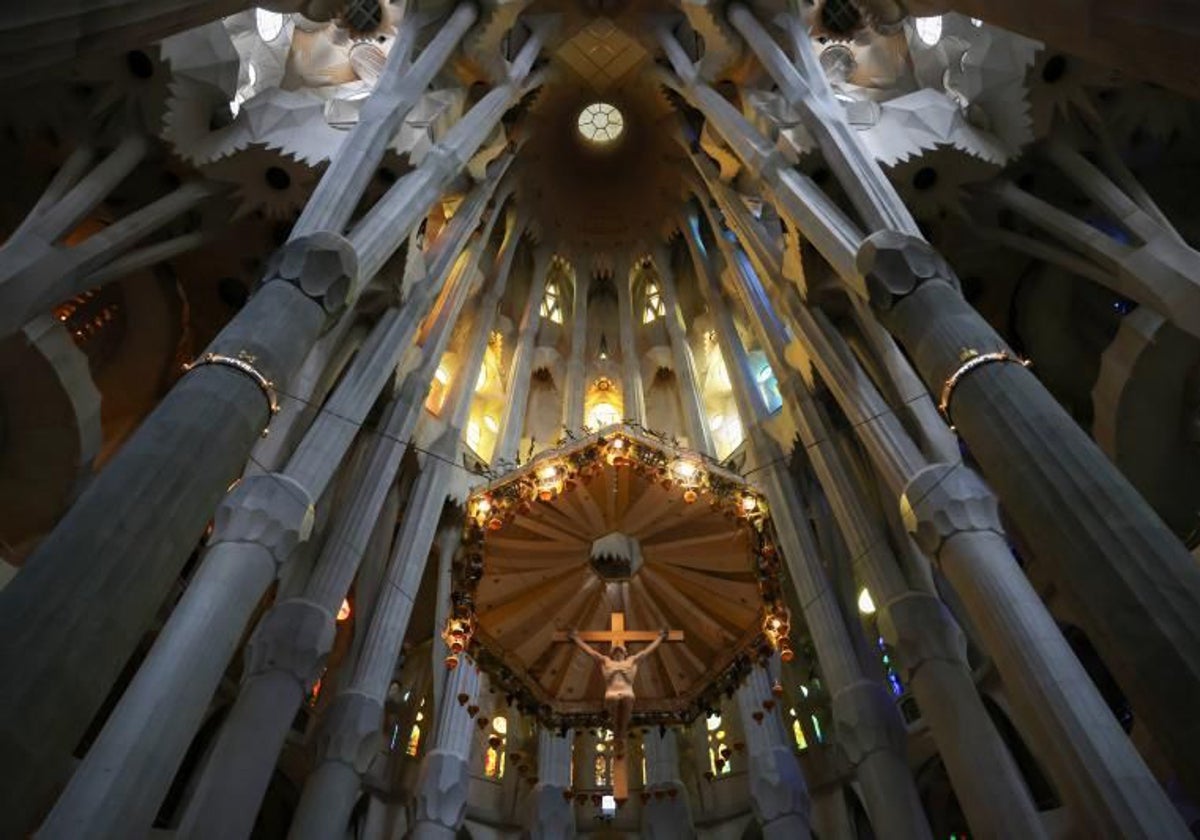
[671,459,699,480]
[434,366,450,385]
[741,495,757,512]
[338,598,352,621]
[536,464,559,480]
[857,587,876,615]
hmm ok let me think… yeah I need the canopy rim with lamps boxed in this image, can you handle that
[444,424,794,731]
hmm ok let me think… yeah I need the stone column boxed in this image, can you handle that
[735,667,810,839]
[676,11,1200,802]
[528,727,575,840]
[988,136,1200,342]
[409,659,483,840]
[0,178,219,338]
[641,729,697,840]
[562,269,589,433]
[176,204,518,839]
[684,219,931,840]
[40,175,502,840]
[246,308,366,475]
[494,247,551,463]
[790,302,1190,835]
[692,155,955,466]
[615,254,646,426]
[649,247,712,456]
[696,177,1043,836]
[0,20,541,832]
[288,215,519,836]
[291,3,476,239]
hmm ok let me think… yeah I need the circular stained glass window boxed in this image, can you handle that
[577,102,624,144]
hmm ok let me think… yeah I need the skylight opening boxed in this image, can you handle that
[577,102,624,144]
[914,16,943,46]
[255,8,285,42]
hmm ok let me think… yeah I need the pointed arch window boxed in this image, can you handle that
[406,700,426,757]
[484,715,508,779]
[755,362,783,413]
[594,729,614,786]
[642,281,666,324]
[706,714,732,776]
[540,279,564,324]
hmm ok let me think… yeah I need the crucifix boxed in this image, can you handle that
[553,612,684,802]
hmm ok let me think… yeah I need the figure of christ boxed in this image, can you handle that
[568,628,669,757]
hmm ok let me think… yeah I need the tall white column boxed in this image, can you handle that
[791,303,1190,836]
[615,255,646,426]
[42,176,502,840]
[287,208,521,838]
[684,8,1200,805]
[641,729,697,840]
[697,175,1044,836]
[494,248,551,463]
[684,220,931,840]
[562,269,589,433]
[527,727,575,840]
[411,658,483,840]
[0,20,543,831]
[650,248,712,456]
[736,667,810,839]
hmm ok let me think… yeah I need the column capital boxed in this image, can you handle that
[267,232,359,315]
[244,598,336,685]
[901,463,1003,560]
[210,473,315,568]
[876,592,967,684]
[313,691,386,773]
[527,783,575,840]
[830,680,906,768]
[855,230,959,312]
[414,751,472,835]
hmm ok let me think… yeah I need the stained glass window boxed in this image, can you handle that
[577,102,624,144]
[594,729,614,786]
[485,715,508,779]
[540,280,563,324]
[642,281,665,323]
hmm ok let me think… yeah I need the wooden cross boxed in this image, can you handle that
[552,611,685,646]
[554,612,684,803]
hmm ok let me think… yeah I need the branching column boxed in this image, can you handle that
[987,136,1200,341]
[175,204,519,839]
[0,170,219,338]
[788,304,1189,836]
[288,211,519,838]
[40,167,503,839]
[681,9,1200,804]
[0,19,542,834]
[683,221,930,840]
[697,178,1044,835]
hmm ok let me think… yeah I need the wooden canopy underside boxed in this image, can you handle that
[474,459,762,714]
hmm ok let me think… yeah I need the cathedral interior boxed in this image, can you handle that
[2,0,1200,837]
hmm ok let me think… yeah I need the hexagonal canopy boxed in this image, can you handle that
[453,427,783,726]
